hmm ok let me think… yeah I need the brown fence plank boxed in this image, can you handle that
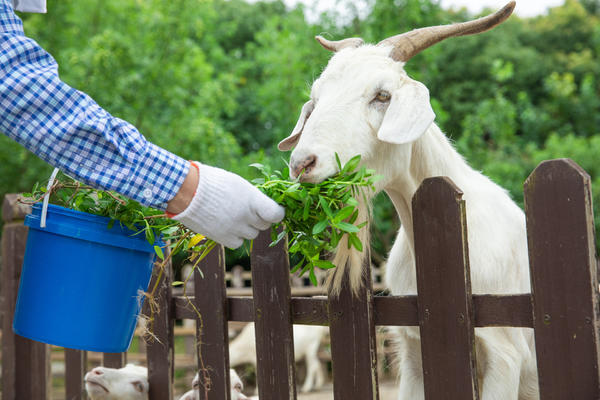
[145,256,174,400]
[524,158,600,399]
[66,348,88,400]
[472,294,532,327]
[251,227,297,399]
[2,195,51,400]
[328,253,379,400]
[412,177,478,400]
[103,352,127,368]
[194,244,231,400]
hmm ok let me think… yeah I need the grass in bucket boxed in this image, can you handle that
[20,154,379,384]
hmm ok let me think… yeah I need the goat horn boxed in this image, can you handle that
[378,1,516,62]
[315,35,364,52]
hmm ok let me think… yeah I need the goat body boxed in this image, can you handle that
[280,3,539,399]
[229,323,328,393]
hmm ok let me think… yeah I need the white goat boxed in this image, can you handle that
[229,323,328,393]
[85,365,247,400]
[178,369,249,400]
[84,364,148,400]
[279,2,539,399]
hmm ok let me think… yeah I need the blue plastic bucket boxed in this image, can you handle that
[13,203,157,352]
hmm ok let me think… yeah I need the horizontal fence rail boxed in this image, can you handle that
[1,158,599,400]
[173,294,534,327]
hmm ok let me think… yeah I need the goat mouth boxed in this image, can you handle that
[85,378,109,393]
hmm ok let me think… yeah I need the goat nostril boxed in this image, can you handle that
[93,369,103,375]
[293,154,318,177]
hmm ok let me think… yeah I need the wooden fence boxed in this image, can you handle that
[1,158,599,399]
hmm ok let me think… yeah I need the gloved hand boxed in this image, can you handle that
[172,162,285,249]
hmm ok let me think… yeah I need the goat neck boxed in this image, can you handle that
[382,122,475,247]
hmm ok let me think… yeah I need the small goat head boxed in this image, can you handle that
[84,364,148,400]
[280,2,515,186]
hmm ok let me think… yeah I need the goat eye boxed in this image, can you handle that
[131,381,144,393]
[374,91,391,102]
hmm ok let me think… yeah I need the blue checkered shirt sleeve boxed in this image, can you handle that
[0,0,189,210]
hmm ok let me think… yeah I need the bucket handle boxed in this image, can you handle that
[41,168,60,229]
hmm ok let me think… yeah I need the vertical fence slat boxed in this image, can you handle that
[194,244,231,400]
[1,194,51,400]
[412,177,478,400]
[251,227,297,399]
[328,253,379,400]
[103,352,127,368]
[145,255,174,400]
[66,349,88,400]
[524,158,600,399]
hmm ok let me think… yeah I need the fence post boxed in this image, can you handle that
[194,244,231,400]
[412,177,478,400]
[1,194,51,400]
[327,250,379,400]
[145,254,174,400]
[103,352,127,368]
[251,227,297,399]
[524,159,600,398]
[65,348,88,400]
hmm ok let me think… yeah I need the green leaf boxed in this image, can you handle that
[154,245,164,260]
[330,228,340,248]
[312,219,329,235]
[291,260,303,274]
[335,153,342,170]
[171,281,184,286]
[162,226,179,235]
[337,221,359,233]
[309,268,318,286]
[346,197,359,207]
[319,196,333,218]
[342,154,361,173]
[334,206,355,223]
[348,233,363,252]
[145,226,155,244]
[313,260,335,269]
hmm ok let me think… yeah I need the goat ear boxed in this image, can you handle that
[377,79,435,145]
[278,100,314,151]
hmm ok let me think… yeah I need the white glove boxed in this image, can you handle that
[173,162,285,249]
[12,0,46,13]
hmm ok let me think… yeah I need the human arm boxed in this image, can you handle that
[0,0,284,247]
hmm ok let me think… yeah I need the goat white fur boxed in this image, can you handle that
[229,323,328,393]
[178,369,249,400]
[280,4,539,399]
[84,364,148,400]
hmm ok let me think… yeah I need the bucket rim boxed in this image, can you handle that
[25,203,162,253]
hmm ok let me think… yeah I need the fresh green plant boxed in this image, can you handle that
[21,155,379,287]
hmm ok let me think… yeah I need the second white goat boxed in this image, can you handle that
[229,323,328,393]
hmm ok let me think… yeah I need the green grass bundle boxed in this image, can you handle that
[21,155,379,286]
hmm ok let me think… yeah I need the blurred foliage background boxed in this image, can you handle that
[2,0,599,264]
